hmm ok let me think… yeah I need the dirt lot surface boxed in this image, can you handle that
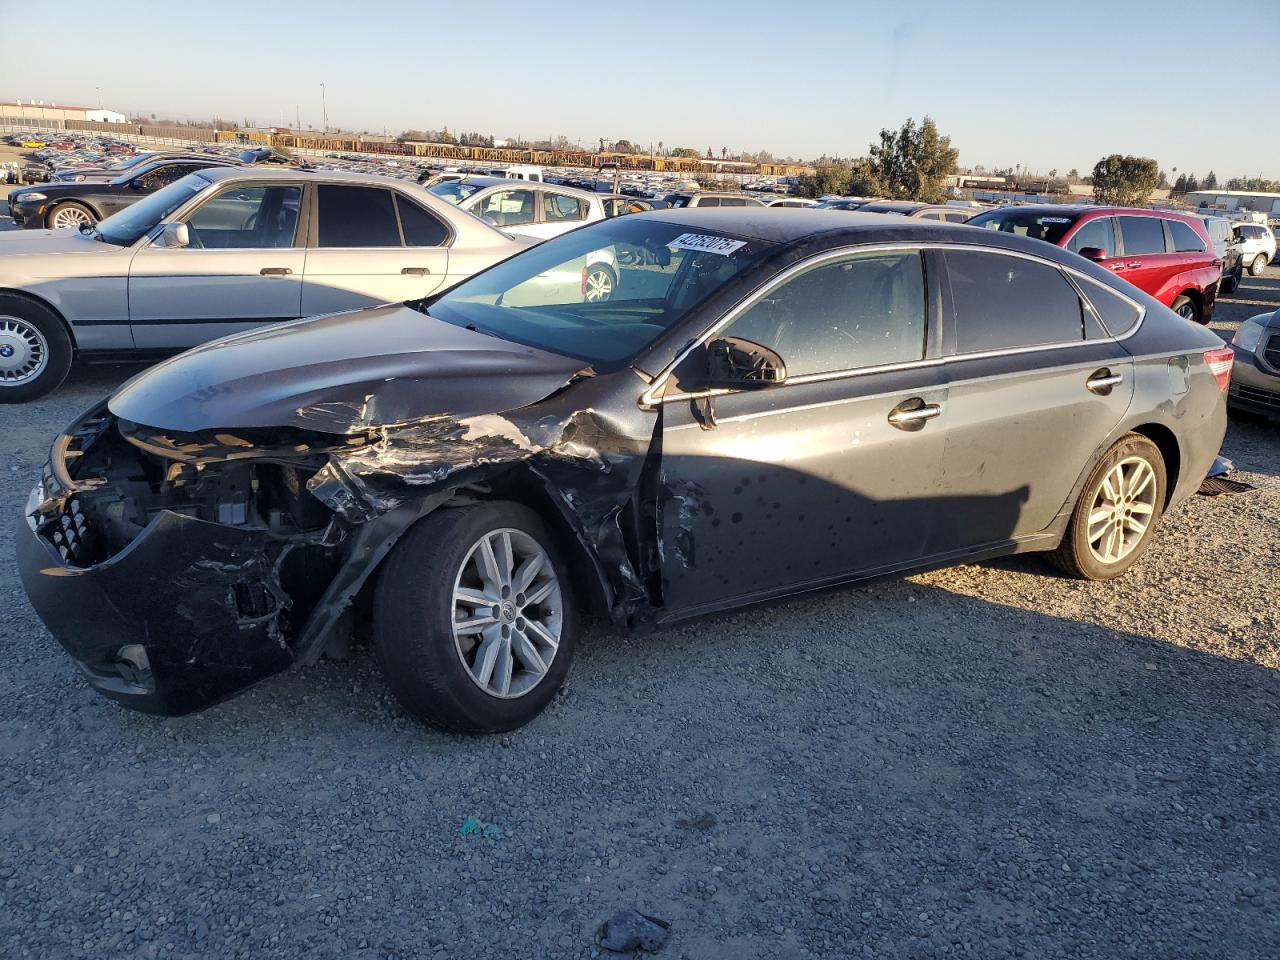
[1,232,1277,958]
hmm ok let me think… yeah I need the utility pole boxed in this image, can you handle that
[295,104,301,130]
[320,82,328,134]
[95,86,102,108]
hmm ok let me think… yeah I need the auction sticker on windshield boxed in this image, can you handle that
[668,233,748,256]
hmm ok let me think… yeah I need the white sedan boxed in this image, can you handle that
[0,167,524,401]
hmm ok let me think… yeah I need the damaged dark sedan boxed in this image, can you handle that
[17,210,1233,732]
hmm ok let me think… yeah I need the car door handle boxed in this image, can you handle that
[260,267,293,276]
[887,398,942,431]
[1086,369,1124,395]
[401,266,430,276]
[1125,261,1142,269]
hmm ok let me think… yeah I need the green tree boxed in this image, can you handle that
[1090,155,1160,206]
[866,117,959,202]
[1185,173,1199,193]
[797,165,853,198]
[1173,173,1188,194]
[1202,170,1218,190]
[670,147,700,159]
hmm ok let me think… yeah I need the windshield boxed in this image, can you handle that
[427,217,775,367]
[967,209,1080,244]
[95,173,211,246]
[427,180,485,204]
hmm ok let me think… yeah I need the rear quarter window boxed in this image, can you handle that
[1079,278,1142,337]
[1169,220,1206,253]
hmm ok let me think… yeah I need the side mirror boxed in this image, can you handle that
[1077,246,1108,262]
[706,337,787,390]
[157,222,190,248]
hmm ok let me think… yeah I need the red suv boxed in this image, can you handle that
[967,205,1221,323]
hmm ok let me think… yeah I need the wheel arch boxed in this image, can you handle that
[49,197,103,221]
[1129,421,1181,506]
[0,287,79,352]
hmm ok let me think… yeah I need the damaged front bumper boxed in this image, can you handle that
[15,404,387,715]
[17,497,294,714]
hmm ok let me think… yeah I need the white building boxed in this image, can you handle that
[1185,189,1280,216]
[85,109,127,124]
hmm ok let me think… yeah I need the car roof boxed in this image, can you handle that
[196,165,420,190]
[636,207,1108,263]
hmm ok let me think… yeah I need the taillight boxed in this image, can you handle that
[1204,346,1234,392]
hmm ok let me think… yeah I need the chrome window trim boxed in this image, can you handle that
[639,241,1148,408]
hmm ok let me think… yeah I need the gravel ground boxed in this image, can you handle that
[1,234,1277,958]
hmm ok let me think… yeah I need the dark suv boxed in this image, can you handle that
[968,205,1222,323]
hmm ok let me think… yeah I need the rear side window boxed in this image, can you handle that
[1067,217,1117,258]
[317,185,400,247]
[1118,216,1168,256]
[1169,220,1206,253]
[697,197,721,207]
[395,195,449,246]
[943,251,1084,353]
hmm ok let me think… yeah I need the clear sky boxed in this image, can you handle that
[4,0,1278,178]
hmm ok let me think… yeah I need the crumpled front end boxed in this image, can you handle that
[17,404,350,715]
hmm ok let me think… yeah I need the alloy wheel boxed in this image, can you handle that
[49,205,93,229]
[1175,301,1197,321]
[0,315,49,385]
[584,268,614,302]
[1086,456,1158,565]
[451,527,564,699]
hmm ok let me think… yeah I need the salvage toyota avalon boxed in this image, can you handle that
[17,210,1232,732]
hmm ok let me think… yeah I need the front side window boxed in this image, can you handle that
[943,250,1084,353]
[1118,216,1168,256]
[473,189,535,227]
[1169,220,1206,253]
[725,250,926,376]
[543,192,587,222]
[184,185,302,249]
[1066,217,1117,258]
[317,185,400,247]
[138,163,197,191]
[428,218,775,367]
[96,172,211,246]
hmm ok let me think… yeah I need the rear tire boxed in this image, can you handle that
[1170,295,1201,324]
[1048,433,1167,581]
[44,201,96,230]
[374,502,578,733]
[0,294,73,403]
[1250,253,1268,276]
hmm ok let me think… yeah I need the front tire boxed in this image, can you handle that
[44,201,96,230]
[0,295,73,403]
[1250,253,1268,276]
[1048,433,1167,581]
[374,502,578,733]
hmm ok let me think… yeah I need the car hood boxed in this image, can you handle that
[0,227,115,255]
[108,303,591,434]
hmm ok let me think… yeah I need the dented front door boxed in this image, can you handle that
[655,368,949,618]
